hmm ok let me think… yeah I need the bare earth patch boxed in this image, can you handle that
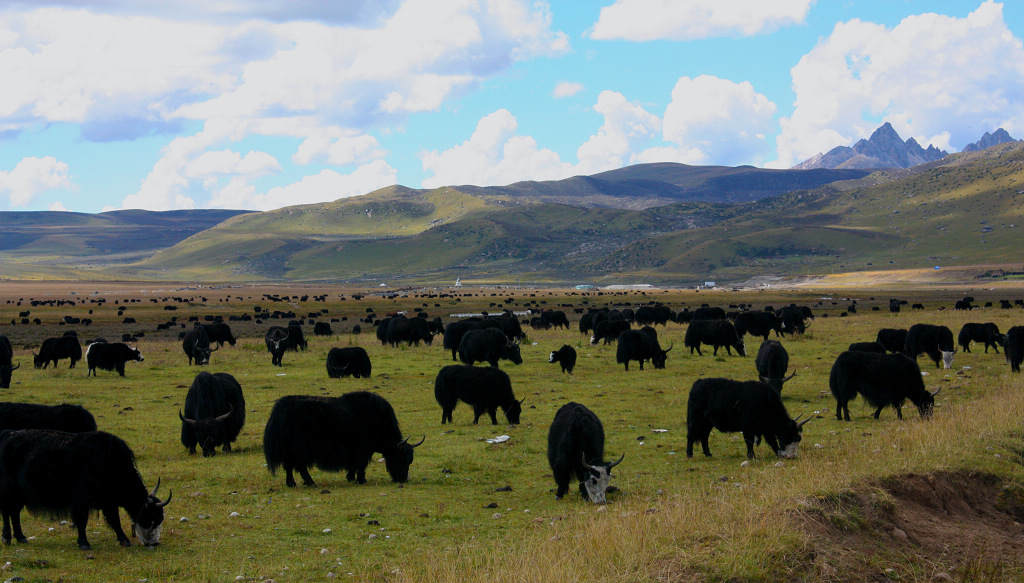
[797,471,1024,582]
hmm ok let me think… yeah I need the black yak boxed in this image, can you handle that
[547,402,623,504]
[179,372,246,457]
[434,365,523,425]
[829,351,938,421]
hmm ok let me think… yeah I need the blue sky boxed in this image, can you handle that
[1,1,1022,213]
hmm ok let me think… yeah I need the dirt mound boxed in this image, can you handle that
[796,471,1024,582]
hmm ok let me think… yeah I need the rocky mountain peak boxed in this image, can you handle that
[962,128,1019,152]
[793,122,948,170]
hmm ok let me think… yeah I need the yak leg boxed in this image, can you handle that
[71,505,93,550]
[472,405,486,424]
[296,466,316,486]
[487,407,499,425]
[872,405,885,420]
[894,404,904,420]
[579,482,590,500]
[101,505,131,547]
[553,470,570,500]
[116,363,126,376]
[2,506,27,544]
[742,431,757,459]
[223,442,232,453]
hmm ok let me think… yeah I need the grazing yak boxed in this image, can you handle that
[829,351,937,421]
[904,323,957,369]
[434,365,523,425]
[848,341,886,353]
[0,429,170,550]
[1005,326,1024,373]
[548,345,577,374]
[616,326,671,371]
[684,320,746,357]
[875,328,908,354]
[33,336,82,369]
[957,323,1004,354]
[457,328,522,368]
[734,311,782,340]
[547,402,623,504]
[182,325,218,366]
[755,340,795,393]
[0,403,96,432]
[540,310,570,330]
[85,342,144,377]
[201,322,237,347]
[263,391,422,487]
[0,336,18,389]
[326,347,372,379]
[264,326,291,366]
[179,372,246,457]
[590,319,631,345]
[686,378,809,459]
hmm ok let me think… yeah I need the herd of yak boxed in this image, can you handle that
[0,293,1022,551]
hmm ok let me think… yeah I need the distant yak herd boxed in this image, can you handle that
[0,292,1021,551]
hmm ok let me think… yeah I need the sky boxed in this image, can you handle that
[1,0,1023,213]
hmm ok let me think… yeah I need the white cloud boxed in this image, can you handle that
[653,75,777,165]
[420,109,572,188]
[590,0,813,41]
[774,1,1024,167]
[0,156,73,207]
[207,161,397,211]
[48,200,68,212]
[553,81,584,99]
[575,91,661,174]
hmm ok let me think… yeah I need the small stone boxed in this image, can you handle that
[235,577,246,582]
[179,517,189,523]
[368,534,377,540]
[366,520,380,526]
[595,506,607,512]
[932,573,952,582]
[496,486,512,492]
[740,461,750,467]
[320,549,329,555]
[230,512,241,518]
[322,528,332,534]
[892,528,907,540]
[492,513,502,519]
[774,461,785,467]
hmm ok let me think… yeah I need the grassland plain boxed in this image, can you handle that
[0,283,1022,582]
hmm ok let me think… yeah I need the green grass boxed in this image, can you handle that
[0,285,1023,581]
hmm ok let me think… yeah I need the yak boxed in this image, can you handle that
[734,311,782,340]
[85,342,144,377]
[434,365,523,425]
[591,320,630,345]
[547,402,623,504]
[684,320,746,357]
[755,340,795,392]
[616,326,671,371]
[201,322,237,347]
[457,328,522,367]
[686,378,809,459]
[848,341,886,353]
[326,347,372,379]
[1005,326,1024,373]
[33,336,82,369]
[876,328,908,354]
[0,336,18,389]
[0,403,96,432]
[829,351,938,421]
[179,372,246,457]
[182,325,218,366]
[548,345,577,374]
[957,323,1004,354]
[0,429,170,550]
[263,391,422,487]
[264,326,291,366]
[904,323,957,369]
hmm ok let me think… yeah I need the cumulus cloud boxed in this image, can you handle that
[650,75,776,165]
[207,161,397,211]
[48,200,68,212]
[590,0,813,41]
[0,156,73,207]
[553,81,584,99]
[575,91,662,174]
[420,109,572,188]
[774,1,1024,167]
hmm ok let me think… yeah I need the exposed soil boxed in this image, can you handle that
[796,471,1024,582]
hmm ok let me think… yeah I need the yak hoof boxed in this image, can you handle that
[79,543,92,551]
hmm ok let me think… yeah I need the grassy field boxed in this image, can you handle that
[0,283,1022,582]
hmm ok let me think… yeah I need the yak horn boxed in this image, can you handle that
[796,414,813,428]
[783,371,797,383]
[156,490,172,508]
[580,452,593,470]
[178,410,196,425]
[9,362,19,371]
[608,452,625,468]
[930,387,942,398]
[213,404,233,423]
[664,342,674,353]
[400,435,426,448]
[150,477,162,497]
[209,344,219,352]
